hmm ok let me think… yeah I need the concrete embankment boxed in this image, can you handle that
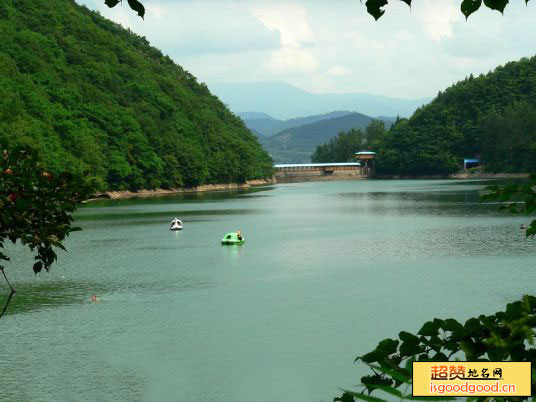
[88,178,276,201]
[275,172,365,183]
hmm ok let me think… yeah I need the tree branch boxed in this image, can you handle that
[0,267,15,321]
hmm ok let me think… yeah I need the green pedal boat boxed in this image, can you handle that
[221,232,245,245]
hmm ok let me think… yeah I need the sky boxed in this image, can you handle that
[77,0,536,99]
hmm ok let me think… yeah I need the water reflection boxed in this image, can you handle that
[222,244,245,261]
[76,208,264,223]
[4,279,109,315]
[84,186,275,208]
[3,179,536,402]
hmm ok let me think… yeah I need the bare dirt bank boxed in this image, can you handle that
[89,178,276,201]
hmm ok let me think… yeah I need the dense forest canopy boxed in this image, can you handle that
[261,112,384,163]
[374,56,536,175]
[311,56,536,175]
[0,0,273,191]
[311,121,387,163]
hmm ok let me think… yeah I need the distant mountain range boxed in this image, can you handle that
[209,81,431,120]
[259,112,394,163]
[238,111,354,137]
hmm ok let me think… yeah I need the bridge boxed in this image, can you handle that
[274,162,364,182]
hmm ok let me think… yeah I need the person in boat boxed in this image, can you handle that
[91,294,100,303]
[236,230,243,241]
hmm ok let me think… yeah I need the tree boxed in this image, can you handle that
[365,120,387,149]
[104,0,531,21]
[311,128,366,163]
[0,147,94,320]
[105,0,145,19]
[1,0,273,192]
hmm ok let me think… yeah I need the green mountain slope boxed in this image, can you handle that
[377,56,536,175]
[261,112,390,163]
[0,0,272,191]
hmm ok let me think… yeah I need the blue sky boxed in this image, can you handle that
[77,0,536,99]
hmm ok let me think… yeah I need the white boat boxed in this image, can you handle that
[170,218,183,231]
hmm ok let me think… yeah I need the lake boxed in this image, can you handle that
[1,179,535,402]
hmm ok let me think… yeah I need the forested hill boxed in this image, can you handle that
[261,112,386,163]
[377,56,536,175]
[0,0,273,191]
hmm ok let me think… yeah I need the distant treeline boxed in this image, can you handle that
[0,0,272,191]
[313,56,536,174]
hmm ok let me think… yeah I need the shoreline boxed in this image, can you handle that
[87,178,276,201]
[374,172,530,180]
[86,172,530,202]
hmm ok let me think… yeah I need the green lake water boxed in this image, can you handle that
[1,179,535,401]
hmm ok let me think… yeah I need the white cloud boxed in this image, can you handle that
[326,66,352,76]
[417,0,462,41]
[267,47,319,74]
[250,2,313,47]
[76,0,536,99]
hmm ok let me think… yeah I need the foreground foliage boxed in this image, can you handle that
[335,178,536,401]
[105,0,530,21]
[0,148,94,319]
[481,175,536,237]
[363,0,531,20]
[1,0,272,191]
[335,295,536,402]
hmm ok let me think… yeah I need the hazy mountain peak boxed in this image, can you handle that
[208,81,431,120]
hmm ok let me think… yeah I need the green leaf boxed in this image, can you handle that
[33,261,43,274]
[526,220,536,237]
[365,0,388,20]
[364,363,411,383]
[461,0,482,18]
[418,320,441,336]
[399,331,419,344]
[361,374,393,389]
[483,0,509,13]
[104,0,120,7]
[376,338,399,355]
[442,318,464,333]
[487,347,506,361]
[399,341,421,357]
[335,392,357,402]
[405,357,415,374]
[360,351,380,363]
[127,0,145,19]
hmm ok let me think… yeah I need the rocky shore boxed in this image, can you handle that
[88,178,276,201]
